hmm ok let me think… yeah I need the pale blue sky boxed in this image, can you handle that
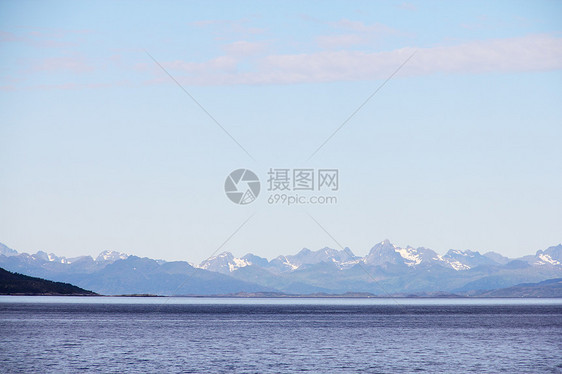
[1,0,561,262]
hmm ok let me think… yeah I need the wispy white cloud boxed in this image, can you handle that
[316,34,366,49]
[222,40,267,56]
[163,55,239,74]
[398,2,417,11]
[24,80,132,91]
[190,18,265,38]
[32,56,94,73]
[413,34,562,74]
[7,33,560,91]
[315,19,408,49]
[147,34,562,86]
[0,29,88,48]
[0,31,25,42]
[331,19,399,35]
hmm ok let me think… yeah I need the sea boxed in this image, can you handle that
[1,297,561,373]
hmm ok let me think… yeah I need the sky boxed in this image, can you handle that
[0,0,561,263]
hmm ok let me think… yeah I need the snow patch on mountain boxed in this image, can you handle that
[95,250,129,263]
[278,255,299,270]
[395,247,422,266]
[229,257,251,272]
[448,260,471,271]
[537,254,560,266]
[46,253,70,263]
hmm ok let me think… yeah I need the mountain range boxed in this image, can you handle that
[1,240,561,296]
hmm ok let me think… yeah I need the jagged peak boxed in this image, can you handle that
[297,248,312,255]
[242,252,267,260]
[95,250,128,262]
[206,251,233,261]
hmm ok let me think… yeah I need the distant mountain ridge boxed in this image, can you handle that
[0,243,273,296]
[197,240,561,274]
[193,240,562,295]
[476,278,562,297]
[1,241,561,296]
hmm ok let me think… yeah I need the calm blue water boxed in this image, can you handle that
[1,297,561,373]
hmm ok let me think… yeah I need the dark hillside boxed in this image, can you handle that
[0,267,97,295]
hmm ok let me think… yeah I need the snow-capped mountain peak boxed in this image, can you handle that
[198,252,252,274]
[95,250,129,263]
[198,246,360,274]
[31,251,70,264]
[363,241,439,268]
[361,241,483,270]
[533,245,562,265]
[285,247,356,269]
[0,243,18,257]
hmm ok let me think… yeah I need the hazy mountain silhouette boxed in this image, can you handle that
[1,241,561,296]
